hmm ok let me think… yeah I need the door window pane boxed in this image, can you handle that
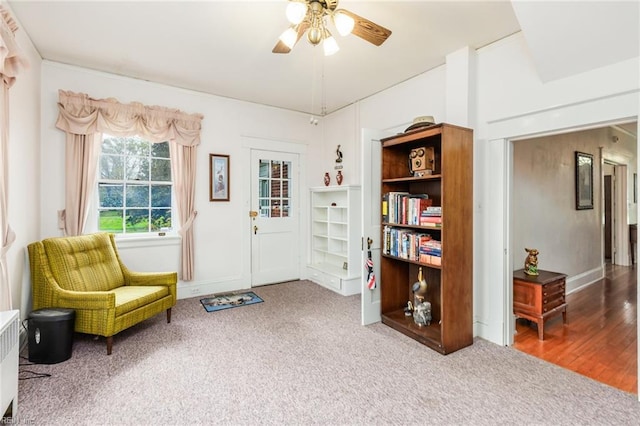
[257,159,292,218]
[259,160,270,178]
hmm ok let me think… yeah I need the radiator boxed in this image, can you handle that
[0,309,19,418]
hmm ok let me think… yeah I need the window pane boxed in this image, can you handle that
[256,158,293,219]
[271,161,281,178]
[151,209,171,230]
[100,155,124,180]
[151,141,170,159]
[259,179,269,198]
[271,180,281,197]
[99,183,123,208]
[126,184,149,207]
[126,209,149,233]
[126,157,149,181]
[271,199,281,218]
[99,134,173,235]
[259,160,269,178]
[150,158,171,181]
[259,199,269,217]
[151,185,171,207]
[125,137,150,157]
[101,136,124,155]
[99,210,123,233]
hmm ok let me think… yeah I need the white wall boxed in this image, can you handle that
[512,128,637,280]
[5,13,42,316]
[39,61,322,299]
[359,65,447,134]
[327,31,639,346]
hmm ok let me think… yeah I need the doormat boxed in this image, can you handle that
[200,291,264,313]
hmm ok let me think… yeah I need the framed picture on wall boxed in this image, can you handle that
[575,151,593,210]
[210,154,230,202]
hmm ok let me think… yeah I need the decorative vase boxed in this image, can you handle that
[323,172,330,186]
[336,170,343,185]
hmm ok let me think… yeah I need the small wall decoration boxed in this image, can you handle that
[335,145,343,166]
[575,151,593,210]
[210,154,230,201]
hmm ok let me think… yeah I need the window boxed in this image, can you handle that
[258,159,291,218]
[98,134,172,234]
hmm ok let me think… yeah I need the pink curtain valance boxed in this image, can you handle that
[55,90,204,146]
[0,6,28,87]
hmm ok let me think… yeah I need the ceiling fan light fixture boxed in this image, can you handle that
[307,25,323,45]
[323,29,339,56]
[285,1,307,25]
[272,0,391,54]
[279,26,299,49]
[333,10,354,36]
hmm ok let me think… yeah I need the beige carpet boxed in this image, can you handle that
[16,280,640,425]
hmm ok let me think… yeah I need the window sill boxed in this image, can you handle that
[114,234,181,249]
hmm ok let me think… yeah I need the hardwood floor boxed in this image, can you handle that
[513,264,637,394]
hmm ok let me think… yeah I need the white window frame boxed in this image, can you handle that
[87,134,179,239]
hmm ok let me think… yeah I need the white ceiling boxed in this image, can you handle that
[7,0,522,115]
[5,1,639,117]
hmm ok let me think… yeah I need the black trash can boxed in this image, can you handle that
[28,308,75,364]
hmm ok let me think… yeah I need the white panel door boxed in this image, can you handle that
[250,150,300,286]
[361,128,384,325]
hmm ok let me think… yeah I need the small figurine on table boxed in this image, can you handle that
[524,247,539,276]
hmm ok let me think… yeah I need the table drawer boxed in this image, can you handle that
[542,280,565,297]
[543,296,565,312]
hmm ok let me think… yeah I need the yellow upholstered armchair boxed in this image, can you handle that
[28,232,177,354]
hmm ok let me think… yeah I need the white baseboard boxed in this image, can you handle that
[566,266,605,295]
[177,275,251,300]
[474,318,505,346]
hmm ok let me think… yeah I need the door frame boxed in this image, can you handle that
[483,89,638,352]
[360,128,384,325]
[241,136,308,287]
[601,161,630,266]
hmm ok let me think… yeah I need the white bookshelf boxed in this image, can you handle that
[308,185,361,295]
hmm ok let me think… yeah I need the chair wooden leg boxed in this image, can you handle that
[167,307,172,323]
[106,336,113,355]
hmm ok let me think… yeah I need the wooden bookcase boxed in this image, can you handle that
[380,123,473,354]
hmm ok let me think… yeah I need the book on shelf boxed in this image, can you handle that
[383,225,441,264]
[382,192,432,225]
[420,222,442,228]
[382,193,388,223]
[420,215,442,226]
[423,206,442,215]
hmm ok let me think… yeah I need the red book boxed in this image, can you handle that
[420,216,442,224]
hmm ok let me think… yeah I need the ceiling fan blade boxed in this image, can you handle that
[272,21,311,54]
[272,40,292,54]
[340,9,391,47]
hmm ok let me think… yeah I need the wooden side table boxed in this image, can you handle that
[513,269,567,340]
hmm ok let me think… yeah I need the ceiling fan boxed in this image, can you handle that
[272,0,392,56]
